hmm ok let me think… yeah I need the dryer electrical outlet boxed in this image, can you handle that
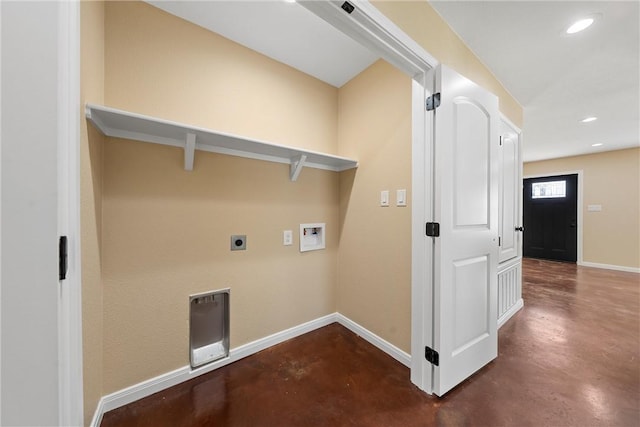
[230,235,246,251]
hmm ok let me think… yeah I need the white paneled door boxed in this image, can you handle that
[498,119,522,263]
[431,65,500,395]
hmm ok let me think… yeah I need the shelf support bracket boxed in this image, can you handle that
[184,133,196,171]
[290,155,307,182]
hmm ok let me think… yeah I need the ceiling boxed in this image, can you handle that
[147,1,379,87]
[148,1,639,163]
[429,1,639,162]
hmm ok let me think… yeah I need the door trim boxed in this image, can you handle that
[57,1,83,425]
[299,1,437,76]
[0,1,3,420]
[411,75,434,391]
[300,0,438,392]
[523,170,583,265]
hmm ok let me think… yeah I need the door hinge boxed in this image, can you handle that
[499,136,503,146]
[59,236,68,281]
[425,346,439,366]
[498,236,502,246]
[426,222,440,237]
[426,93,441,111]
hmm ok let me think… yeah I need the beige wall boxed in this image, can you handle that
[337,60,412,352]
[100,1,340,394]
[373,0,522,128]
[524,148,640,269]
[80,1,104,425]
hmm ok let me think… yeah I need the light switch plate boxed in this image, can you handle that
[380,190,390,207]
[283,230,293,246]
[396,189,407,207]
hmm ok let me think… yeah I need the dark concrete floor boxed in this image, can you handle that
[101,259,640,426]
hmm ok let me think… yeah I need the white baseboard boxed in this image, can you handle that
[335,313,411,367]
[89,396,106,427]
[90,312,410,426]
[578,261,640,274]
[497,298,524,329]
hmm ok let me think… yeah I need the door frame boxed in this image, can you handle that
[300,1,438,392]
[0,1,3,420]
[523,170,583,264]
[57,1,83,425]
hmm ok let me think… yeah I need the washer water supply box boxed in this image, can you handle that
[189,289,230,369]
[300,223,326,252]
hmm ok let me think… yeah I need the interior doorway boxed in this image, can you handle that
[523,174,578,262]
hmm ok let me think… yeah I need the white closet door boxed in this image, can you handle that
[431,64,500,396]
[498,119,522,263]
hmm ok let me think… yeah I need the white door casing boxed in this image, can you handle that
[432,64,500,395]
[57,1,83,425]
[498,116,522,263]
[411,76,434,391]
[0,1,3,420]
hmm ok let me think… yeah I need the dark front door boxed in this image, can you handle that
[523,174,578,262]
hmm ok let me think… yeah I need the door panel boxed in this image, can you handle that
[432,65,499,396]
[452,255,489,354]
[523,174,577,262]
[454,100,490,227]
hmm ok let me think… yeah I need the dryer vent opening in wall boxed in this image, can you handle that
[190,289,230,369]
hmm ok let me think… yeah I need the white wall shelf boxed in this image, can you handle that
[85,104,358,181]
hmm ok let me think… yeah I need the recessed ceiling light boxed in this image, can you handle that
[581,117,597,123]
[591,143,603,147]
[566,18,594,34]
[284,0,296,3]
